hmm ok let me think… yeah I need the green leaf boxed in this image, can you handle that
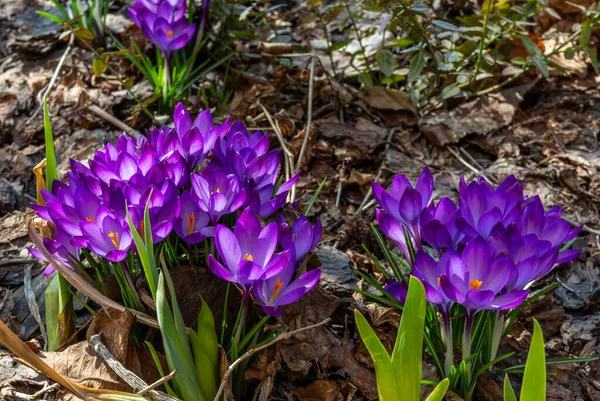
[191,300,220,400]
[583,47,600,75]
[376,49,398,77]
[441,84,460,99]
[304,177,327,216]
[43,98,57,192]
[580,19,592,47]
[392,276,426,401]
[36,10,66,25]
[92,57,107,77]
[521,35,543,56]
[431,19,460,31]
[529,55,549,78]
[520,319,546,401]
[425,378,449,401]
[503,375,518,401]
[358,71,374,88]
[74,26,95,40]
[408,53,426,82]
[355,309,398,401]
[45,274,60,351]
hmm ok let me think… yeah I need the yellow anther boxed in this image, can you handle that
[242,253,254,262]
[469,280,482,291]
[186,213,195,235]
[108,231,120,250]
[270,280,284,301]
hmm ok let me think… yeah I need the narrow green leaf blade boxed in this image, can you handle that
[520,319,546,401]
[43,98,57,192]
[392,276,426,401]
[354,310,398,401]
[45,274,59,351]
[425,378,449,401]
[504,375,518,401]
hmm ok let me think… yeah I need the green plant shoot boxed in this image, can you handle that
[504,319,546,401]
[355,276,449,401]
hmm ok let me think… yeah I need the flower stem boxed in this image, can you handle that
[489,311,505,363]
[442,313,454,377]
[162,56,170,110]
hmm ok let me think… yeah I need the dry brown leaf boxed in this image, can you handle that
[363,86,418,115]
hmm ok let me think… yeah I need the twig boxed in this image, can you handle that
[88,105,142,139]
[213,318,331,401]
[256,102,295,193]
[357,128,397,215]
[447,146,493,183]
[136,370,178,396]
[295,56,316,174]
[336,162,346,208]
[89,334,179,401]
[2,382,60,400]
[0,258,32,268]
[26,35,75,124]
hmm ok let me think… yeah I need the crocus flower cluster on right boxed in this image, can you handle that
[374,168,580,314]
[372,167,581,386]
[29,104,321,317]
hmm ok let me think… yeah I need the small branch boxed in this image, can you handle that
[136,370,178,396]
[256,102,295,185]
[447,146,494,184]
[88,105,142,139]
[295,56,316,174]
[89,334,179,401]
[213,318,331,401]
[357,128,397,215]
[27,35,75,125]
[2,382,60,400]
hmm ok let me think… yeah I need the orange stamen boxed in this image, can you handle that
[292,233,297,241]
[270,280,284,301]
[140,221,145,241]
[242,253,254,262]
[86,216,95,223]
[167,30,173,39]
[108,231,120,250]
[186,213,195,235]
[469,280,482,291]
[437,276,441,287]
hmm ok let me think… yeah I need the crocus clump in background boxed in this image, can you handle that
[129,0,196,57]
[29,103,321,317]
[372,168,580,399]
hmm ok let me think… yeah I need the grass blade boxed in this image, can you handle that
[425,378,449,401]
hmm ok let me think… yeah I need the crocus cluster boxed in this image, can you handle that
[209,208,322,316]
[129,0,196,57]
[374,168,581,317]
[29,104,319,315]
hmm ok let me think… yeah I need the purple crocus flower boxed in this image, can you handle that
[127,181,181,242]
[208,208,290,297]
[412,250,456,315]
[372,167,434,248]
[174,190,214,244]
[250,172,300,218]
[277,215,322,262]
[515,196,582,264]
[384,279,408,304]
[438,237,528,315]
[81,206,133,262]
[487,224,559,292]
[253,262,321,316]
[129,0,196,57]
[456,175,523,240]
[421,197,464,252]
[28,227,79,276]
[375,208,415,263]
[190,170,247,223]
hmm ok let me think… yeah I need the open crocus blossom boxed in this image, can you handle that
[81,207,133,263]
[129,0,196,57]
[372,166,433,248]
[208,208,291,297]
[254,263,321,316]
[456,175,523,240]
[277,215,322,262]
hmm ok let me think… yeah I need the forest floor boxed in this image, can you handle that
[1,0,600,400]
